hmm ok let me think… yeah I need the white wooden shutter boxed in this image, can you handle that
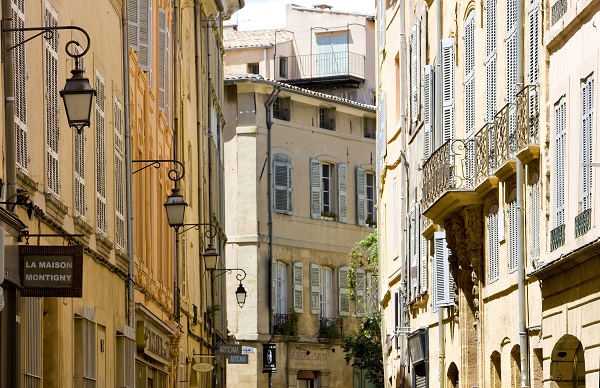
[310,263,321,314]
[528,0,539,85]
[271,260,277,312]
[420,10,426,117]
[411,26,418,124]
[488,205,500,282]
[95,71,107,234]
[555,98,566,227]
[75,131,86,218]
[293,262,303,313]
[530,174,540,262]
[128,0,139,50]
[392,179,398,254]
[45,5,60,196]
[441,38,455,143]
[276,261,288,314]
[12,0,28,171]
[434,231,453,309]
[310,158,322,218]
[423,65,434,158]
[355,268,366,317]
[485,0,497,122]
[114,97,126,250]
[338,163,347,223]
[378,92,387,163]
[581,76,594,211]
[158,9,167,112]
[378,0,385,53]
[465,12,475,135]
[356,167,367,226]
[274,154,292,214]
[506,0,517,102]
[508,195,518,272]
[138,0,151,71]
[409,203,418,301]
[420,234,428,294]
[338,266,350,316]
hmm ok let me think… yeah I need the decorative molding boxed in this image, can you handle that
[74,216,94,245]
[115,249,130,274]
[95,232,114,260]
[16,169,38,194]
[44,193,68,224]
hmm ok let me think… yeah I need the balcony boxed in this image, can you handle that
[273,312,298,336]
[319,317,343,339]
[474,122,499,197]
[575,209,592,238]
[275,52,365,88]
[551,0,567,25]
[550,224,566,251]
[494,102,517,181]
[515,85,540,164]
[422,139,482,222]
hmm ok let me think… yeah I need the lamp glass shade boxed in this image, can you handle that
[202,244,219,270]
[235,283,247,308]
[163,188,187,227]
[60,69,96,130]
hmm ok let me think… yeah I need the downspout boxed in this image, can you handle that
[173,0,181,327]
[265,85,281,388]
[264,48,269,78]
[516,0,529,386]
[436,0,445,387]
[122,0,135,329]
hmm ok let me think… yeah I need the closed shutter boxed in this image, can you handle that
[274,154,292,214]
[95,71,107,234]
[528,0,539,85]
[378,92,387,163]
[75,131,86,218]
[338,163,347,223]
[378,0,385,53]
[441,38,455,143]
[310,158,322,218]
[392,179,398,254]
[114,98,126,250]
[465,12,475,135]
[488,205,500,282]
[158,9,167,112]
[356,167,367,226]
[420,10,427,117]
[355,268,366,317]
[394,292,400,348]
[293,262,303,313]
[420,233,428,294]
[409,203,418,301]
[486,0,497,123]
[271,260,277,312]
[530,174,540,261]
[45,5,60,196]
[423,65,434,158]
[310,263,321,314]
[434,232,453,309]
[555,98,566,226]
[128,0,139,50]
[508,195,518,272]
[12,0,28,171]
[506,0,517,102]
[138,0,151,71]
[415,375,427,388]
[411,26,418,124]
[581,76,594,211]
[338,266,350,316]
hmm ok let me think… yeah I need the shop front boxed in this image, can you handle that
[135,304,174,388]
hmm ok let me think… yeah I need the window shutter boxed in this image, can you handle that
[528,0,539,85]
[530,175,540,262]
[158,9,167,112]
[423,65,434,159]
[293,262,303,313]
[355,268,366,317]
[392,179,398,254]
[138,0,151,71]
[310,158,322,218]
[434,231,453,309]
[277,261,287,314]
[465,12,475,135]
[356,167,367,226]
[409,203,418,300]
[486,0,497,122]
[338,266,350,316]
[274,154,292,214]
[508,197,518,272]
[378,92,387,164]
[394,292,400,348]
[45,5,60,197]
[114,98,126,250]
[411,26,418,124]
[95,71,107,235]
[271,260,277,312]
[128,0,139,50]
[12,0,28,171]
[581,77,594,211]
[555,99,566,226]
[378,0,385,53]
[488,205,500,282]
[441,38,455,143]
[506,0,517,102]
[420,10,426,117]
[420,234,428,294]
[75,131,86,218]
[338,163,347,223]
[310,263,321,314]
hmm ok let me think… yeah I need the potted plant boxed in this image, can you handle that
[366,218,376,227]
[282,308,299,336]
[320,211,338,221]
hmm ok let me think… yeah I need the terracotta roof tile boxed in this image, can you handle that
[224,29,294,49]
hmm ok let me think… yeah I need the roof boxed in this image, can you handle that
[223,29,294,49]
[224,73,375,111]
[289,3,374,18]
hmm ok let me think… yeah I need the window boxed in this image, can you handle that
[273,153,292,214]
[74,306,96,387]
[316,34,348,76]
[364,117,376,138]
[115,98,126,251]
[488,204,500,282]
[465,11,475,136]
[12,0,28,171]
[322,163,333,213]
[486,0,497,123]
[321,266,333,318]
[356,269,378,317]
[433,232,453,311]
[441,38,455,145]
[279,56,288,78]
[310,263,321,314]
[310,159,343,219]
[319,107,336,130]
[95,70,107,235]
[581,75,594,212]
[247,62,259,74]
[366,171,376,225]
[45,4,59,197]
[273,97,290,121]
[129,0,152,72]
[508,189,518,272]
[274,261,288,314]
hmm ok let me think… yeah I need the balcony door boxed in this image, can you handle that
[321,267,333,318]
[316,34,348,77]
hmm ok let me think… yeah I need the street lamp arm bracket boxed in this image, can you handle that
[177,222,218,239]
[132,159,185,182]
[1,23,90,58]
[212,268,246,282]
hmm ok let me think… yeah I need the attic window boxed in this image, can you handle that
[319,107,336,130]
[247,63,260,75]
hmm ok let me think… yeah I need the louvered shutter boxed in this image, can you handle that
[355,268,366,317]
[488,205,500,282]
[434,231,453,309]
[12,0,28,171]
[356,167,367,226]
[95,71,107,234]
[274,154,292,214]
[310,263,321,314]
[378,92,387,163]
[310,159,322,218]
[138,0,151,71]
[528,0,539,85]
[271,260,277,312]
[114,98,126,250]
[486,0,497,123]
[75,130,86,218]
[128,0,139,50]
[506,0,517,102]
[277,262,287,314]
[530,175,540,261]
[409,203,418,301]
[420,233,428,293]
[411,26,418,124]
[423,65,434,159]
[465,12,475,135]
[420,10,427,116]
[379,0,385,53]
[293,262,303,313]
[392,179,398,253]
[45,6,60,196]
[338,266,350,316]
[581,77,594,211]
[158,9,167,112]
[508,196,518,272]
[441,38,455,143]
[555,99,566,227]
[338,164,347,223]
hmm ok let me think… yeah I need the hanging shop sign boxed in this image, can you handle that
[19,245,83,297]
[137,321,171,365]
[217,344,242,355]
[192,363,214,372]
[228,354,249,364]
[262,343,276,373]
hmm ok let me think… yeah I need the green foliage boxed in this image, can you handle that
[347,230,378,300]
[282,308,299,336]
[320,210,338,220]
[342,313,383,387]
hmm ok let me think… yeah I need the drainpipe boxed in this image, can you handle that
[516,0,529,386]
[265,85,281,388]
[264,48,269,78]
[436,0,444,387]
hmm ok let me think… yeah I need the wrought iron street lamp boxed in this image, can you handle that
[212,268,248,308]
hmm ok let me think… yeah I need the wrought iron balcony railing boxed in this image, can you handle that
[494,102,517,170]
[319,317,343,339]
[516,85,540,155]
[273,313,298,336]
[550,224,566,251]
[475,122,496,188]
[422,139,476,211]
[275,52,366,82]
[575,208,592,238]
[551,0,567,25]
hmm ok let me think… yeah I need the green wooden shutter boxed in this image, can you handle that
[338,163,347,223]
[310,263,321,314]
[310,158,322,218]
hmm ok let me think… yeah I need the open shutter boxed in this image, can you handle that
[409,204,418,301]
[138,0,151,72]
[528,0,539,85]
[338,266,350,316]
[274,154,292,213]
[441,38,455,142]
[486,0,497,123]
[114,97,126,251]
[423,65,433,159]
[508,197,518,272]
[128,0,139,50]
[293,262,303,313]
[488,205,500,282]
[581,77,594,211]
[465,12,475,135]
[434,231,453,309]
[355,268,366,317]
[378,0,385,53]
[310,158,322,218]
[356,167,367,226]
[420,233,428,294]
[555,99,566,226]
[158,9,167,111]
[378,92,387,165]
[530,175,540,261]
[45,5,60,197]
[310,263,321,314]
[338,163,347,223]
[271,260,277,312]
[411,26,418,124]
[95,71,107,234]
[12,0,28,171]
[506,0,517,102]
